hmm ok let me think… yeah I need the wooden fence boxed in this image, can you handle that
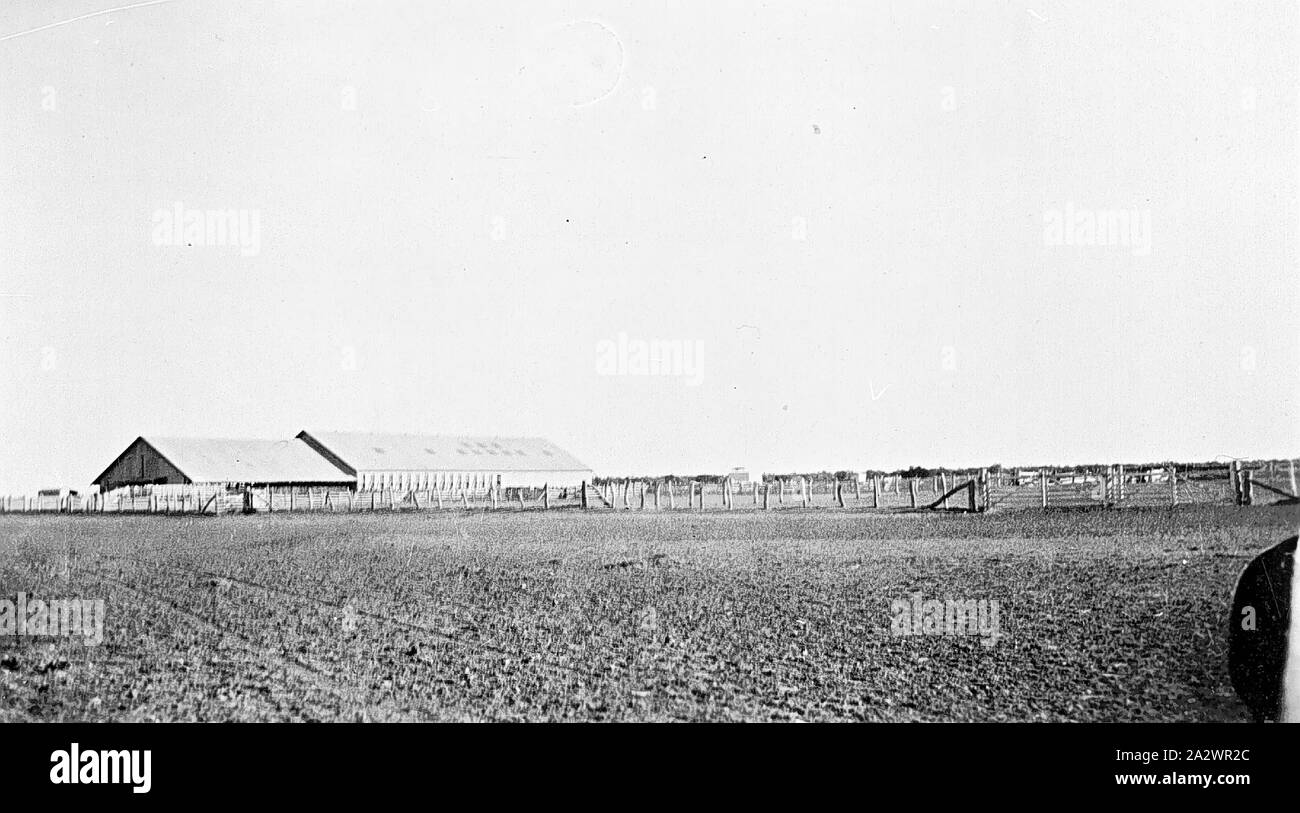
[0,484,587,516]
[590,460,1298,513]
[1,461,1295,516]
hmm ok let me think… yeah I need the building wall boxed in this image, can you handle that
[356,469,593,491]
[97,439,189,491]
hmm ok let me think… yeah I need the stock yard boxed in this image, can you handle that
[0,504,1295,722]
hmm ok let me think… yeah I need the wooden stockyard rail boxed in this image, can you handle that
[2,460,1295,516]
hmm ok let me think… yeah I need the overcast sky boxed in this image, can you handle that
[0,0,1296,491]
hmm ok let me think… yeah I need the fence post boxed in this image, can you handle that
[836,480,845,508]
[779,479,785,504]
[940,472,949,508]
[1169,463,1177,506]
[967,480,976,513]
[1040,471,1048,509]
[753,482,759,506]
[654,483,661,510]
[542,485,549,510]
[909,479,917,509]
[763,482,770,510]
[801,477,809,508]
[872,475,880,508]
[1290,460,1298,497]
[854,478,861,502]
[581,481,588,510]
[1242,470,1254,506]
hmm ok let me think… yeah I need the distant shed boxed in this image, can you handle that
[92,436,356,492]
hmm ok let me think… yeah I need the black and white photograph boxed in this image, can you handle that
[0,0,1296,797]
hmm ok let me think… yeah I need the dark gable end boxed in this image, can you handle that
[92,437,193,488]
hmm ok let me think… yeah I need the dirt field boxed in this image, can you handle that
[0,504,1295,722]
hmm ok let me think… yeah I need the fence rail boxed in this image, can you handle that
[1,461,1295,516]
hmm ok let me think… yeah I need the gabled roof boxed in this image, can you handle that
[94,436,355,485]
[297,431,592,473]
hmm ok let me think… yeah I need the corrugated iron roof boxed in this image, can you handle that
[141,437,354,484]
[297,431,592,473]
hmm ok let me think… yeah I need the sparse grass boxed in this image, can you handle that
[0,504,1294,721]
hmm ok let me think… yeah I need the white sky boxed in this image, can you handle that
[0,0,1296,492]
